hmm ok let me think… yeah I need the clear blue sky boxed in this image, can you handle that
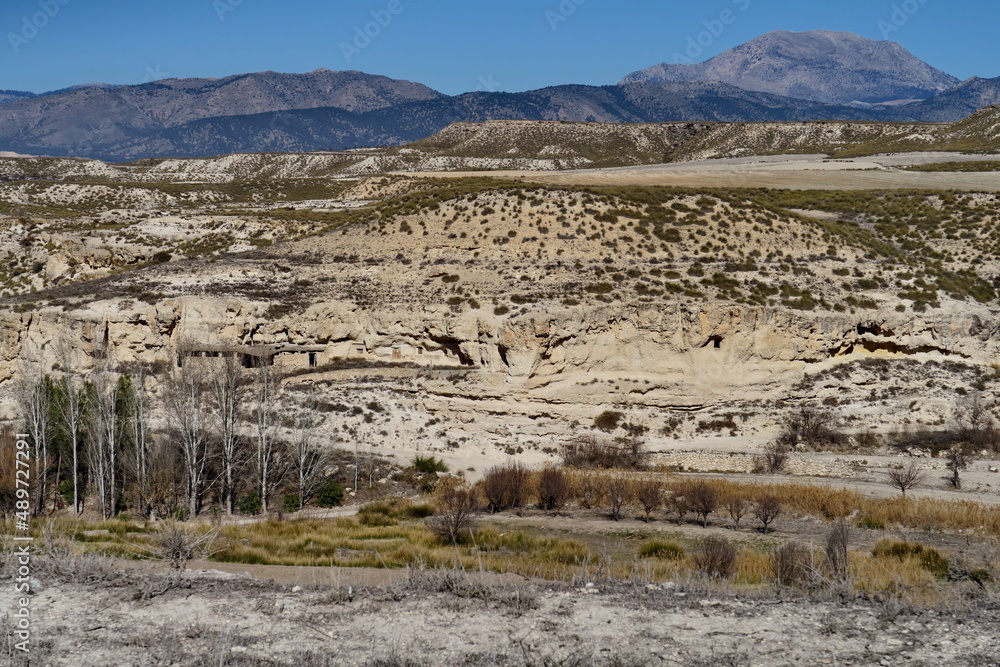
[1,0,996,94]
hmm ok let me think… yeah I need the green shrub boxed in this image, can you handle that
[857,516,885,531]
[237,494,262,515]
[316,479,345,508]
[358,511,397,527]
[403,503,435,519]
[282,494,301,514]
[594,410,624,432]
[357,499,400,526]
[58,479,74,506]
[872,539,949,577]
[413,455,449,474]
[639,540,686,561]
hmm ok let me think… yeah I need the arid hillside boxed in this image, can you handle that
[4,176,1000,460]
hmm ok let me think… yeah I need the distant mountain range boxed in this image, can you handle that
[0,90,35,104]
[621,30,959,105]
[1,31,997,161]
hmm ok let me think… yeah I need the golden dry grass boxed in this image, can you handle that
[553,470,1000,535]
[19,505,984,609]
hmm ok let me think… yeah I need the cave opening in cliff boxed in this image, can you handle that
[430,337,475,367]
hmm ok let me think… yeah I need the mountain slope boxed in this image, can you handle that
[0,43,987,161]
[621,30,959,105]
[0,90,34,104]
[87,82,895,161]
[0,70,443,155]
[889,77,1000,122]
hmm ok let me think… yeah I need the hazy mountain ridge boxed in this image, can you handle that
[0,90,35,104]
[1,31,998,160]
[621,30,960,105]
[0,70,443,157]
[885,76,1000,122]
[31,81,897,161]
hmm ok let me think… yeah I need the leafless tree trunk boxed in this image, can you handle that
[88,362,124,519]
[14,372,51,516]
[209,354,245,515]
[726,497,751,528]
[123,364,152,517]
[54,345,84,515]
[142,435,183,520]
[292,404,328,510]
[887,460,924,496]
[164,360,210,518]
[754,495,781,533]
[946,445,968,489]
[253,361,280,513]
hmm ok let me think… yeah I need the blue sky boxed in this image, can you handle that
[1,0,997,94]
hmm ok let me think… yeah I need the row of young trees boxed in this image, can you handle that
[12,347,333,520]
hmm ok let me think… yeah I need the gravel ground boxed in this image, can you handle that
[5,560,999,666]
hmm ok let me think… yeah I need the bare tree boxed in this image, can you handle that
[606,475,630,521]
[121,364,152,518]
[87,363,125,519]
[14,372,52,515]
[755,441,791,474]
[536,466,571,514]
[425,482,480,545]
[143,435,184,521]
[291,404,329,511]
[726,497,751,528]
[208,354,245,515]
[946,445,968,489]
[667,490,690,525]
[635,479,662,522]
[164,360,211,518]
[252,361,281,513]
[53,344,85,515]
[754,495,781,533]
[886,460,924,496]
[688,481,718,528]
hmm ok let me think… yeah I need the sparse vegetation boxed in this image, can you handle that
[562,437,648,470]
[694,536,737,579]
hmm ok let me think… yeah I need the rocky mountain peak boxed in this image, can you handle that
[621,30,960,105]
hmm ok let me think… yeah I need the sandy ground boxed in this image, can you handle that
[408,152,1000,191]
[9,564,999,666]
